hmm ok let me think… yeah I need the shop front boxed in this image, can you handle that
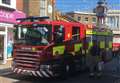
[0,8,25,64]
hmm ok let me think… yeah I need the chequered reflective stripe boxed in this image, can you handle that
[12,67,53,78]
[40,69,50,77]
[13,68,18,73]
[45,69,53,77]
[53,45,65,56]
[74,43,82,52]
[17,69,22,74]
[36,71,43,77]
[31,71,37,76]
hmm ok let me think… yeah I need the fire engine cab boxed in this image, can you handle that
[12,16,113,78]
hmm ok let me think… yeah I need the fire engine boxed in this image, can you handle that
[12,16,113,78]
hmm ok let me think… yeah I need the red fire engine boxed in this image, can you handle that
[12,16,113,78]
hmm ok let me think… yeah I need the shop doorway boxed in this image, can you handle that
[0,35,4,61]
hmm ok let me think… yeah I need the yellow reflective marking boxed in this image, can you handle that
[86,30,96,35]
[53,46,65,56]
[88,42,93,49]
[74,43,82,52]
[109,41,112,48]
[32,47,36,52]
[100,41,105,48]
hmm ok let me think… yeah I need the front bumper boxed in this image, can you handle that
[12,67,54,78]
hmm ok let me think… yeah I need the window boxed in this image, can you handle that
[2,0,11,5]
[54,25,64,43]
[92,17,96,23]
[84,17,89,22]
[116,17,119,28]
[78,16,81,21]
[40,0,47,16]
[72,27,80,41]
[109,17,115,29]
[14,24,52,46]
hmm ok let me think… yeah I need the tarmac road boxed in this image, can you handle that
[0,57,120,83]
[0,68,120,83]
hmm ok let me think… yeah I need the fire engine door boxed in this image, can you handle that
[53,25,64,43]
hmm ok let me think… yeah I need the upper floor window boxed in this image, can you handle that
[84,17,89,22]
[78,16,81,21]
[2,0,11,5]
[40,0,47,16]
[92,17,97,23]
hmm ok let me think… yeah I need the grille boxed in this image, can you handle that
[13,47,41,70]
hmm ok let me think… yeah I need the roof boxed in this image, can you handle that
[67,11,96,15]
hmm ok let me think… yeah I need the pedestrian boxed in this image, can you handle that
[88,40,101,77]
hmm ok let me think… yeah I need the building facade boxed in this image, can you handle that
[16,0,55,20]
[67,11,97,26]
[0,0,25,64]
[106,10,120,30]
[67,10,120,30]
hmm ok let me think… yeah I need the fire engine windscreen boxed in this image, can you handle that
[14,24,52,45]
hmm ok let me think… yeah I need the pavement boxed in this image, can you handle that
[0,60,12,70]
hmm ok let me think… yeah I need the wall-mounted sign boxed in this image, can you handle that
[48,5,52,14]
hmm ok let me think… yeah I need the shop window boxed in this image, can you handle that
[54,25,64,43]
[72,27,80,41]
[2,0,11,5]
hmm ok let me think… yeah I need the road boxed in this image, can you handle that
[0,68,120,83]
[0,57,120,83]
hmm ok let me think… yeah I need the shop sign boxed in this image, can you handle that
[0,10,15,23]
[0,9,26,23]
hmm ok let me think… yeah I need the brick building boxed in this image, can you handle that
[16,0,55,20]
[67,11,97,25]
[0,0,25,64]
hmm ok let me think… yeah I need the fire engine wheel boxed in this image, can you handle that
[59,56,76,78]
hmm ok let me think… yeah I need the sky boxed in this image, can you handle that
[56,0,120,12]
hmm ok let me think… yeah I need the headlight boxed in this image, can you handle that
[32,47,36,52]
